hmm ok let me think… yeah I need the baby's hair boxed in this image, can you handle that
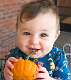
[16,0,60,32]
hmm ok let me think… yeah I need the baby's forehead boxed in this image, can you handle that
[17,12,58,32]
[19,11,57,24]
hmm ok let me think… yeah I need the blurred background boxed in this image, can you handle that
[0,0,71,79]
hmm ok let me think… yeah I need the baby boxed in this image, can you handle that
[4,0,71,80]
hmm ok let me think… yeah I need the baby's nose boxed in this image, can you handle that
[30,36,40,45]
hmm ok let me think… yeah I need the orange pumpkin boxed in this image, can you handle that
[12,59,37,80]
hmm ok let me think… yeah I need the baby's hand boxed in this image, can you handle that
[4,57,18,80]
[36,65,52,80]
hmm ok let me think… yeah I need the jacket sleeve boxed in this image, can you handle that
[53,51,71,80]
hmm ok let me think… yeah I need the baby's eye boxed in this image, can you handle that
[40,33,48,37]
[23,32,31,36]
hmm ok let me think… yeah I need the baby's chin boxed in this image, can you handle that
[31,54,40,58]
[31,51,46,58]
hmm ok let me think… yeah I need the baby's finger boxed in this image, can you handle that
[4,67,13,80]
[5,57,18,69]
[37,65,47,73]
[36,72,48,79]
[4,74,13,80]
[4,66,13,76]
[8,57,18,62]
[5,60,14,69]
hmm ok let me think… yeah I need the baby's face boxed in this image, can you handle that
[16,12,59,58]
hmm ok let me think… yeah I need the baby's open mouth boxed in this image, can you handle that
[29,48,40,54]
[26,47,45,58]
[32,49,40,54]
[26,48,40,59]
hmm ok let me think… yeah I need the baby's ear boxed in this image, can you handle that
[55,30,60,40]
[58,30,60,36]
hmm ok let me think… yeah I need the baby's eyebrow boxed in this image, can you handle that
[21,27,31,31]
[40,29,48,32]
[21,27,28,30]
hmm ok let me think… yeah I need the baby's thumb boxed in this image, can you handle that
[8,57,18,62]
[5,57,18,69]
